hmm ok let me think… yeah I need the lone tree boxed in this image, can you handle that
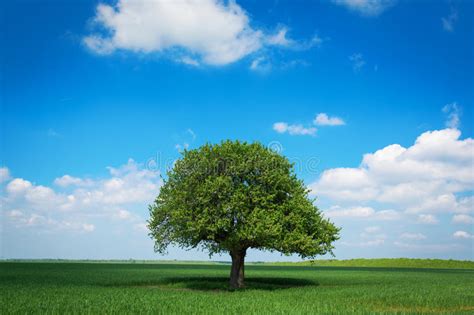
[148,140,339,288]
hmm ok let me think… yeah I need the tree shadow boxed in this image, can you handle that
[154,276,318,291]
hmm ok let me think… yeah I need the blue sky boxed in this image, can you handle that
[1,0,473,261]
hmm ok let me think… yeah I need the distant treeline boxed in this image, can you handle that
[2,258,473,269]
[267,258,474,269]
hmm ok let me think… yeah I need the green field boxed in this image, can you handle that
[2,261,473,314]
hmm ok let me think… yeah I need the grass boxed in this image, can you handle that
[1,261,473,314]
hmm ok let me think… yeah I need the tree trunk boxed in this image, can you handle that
[229,249,246,289]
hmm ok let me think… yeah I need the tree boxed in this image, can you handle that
[148,140,339,288]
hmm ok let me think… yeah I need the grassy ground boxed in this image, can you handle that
[1,261,473,314]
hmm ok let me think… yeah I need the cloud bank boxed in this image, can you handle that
[2,159,161,234]
[311,128,473,217]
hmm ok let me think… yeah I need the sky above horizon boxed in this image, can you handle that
[1,0,473,261]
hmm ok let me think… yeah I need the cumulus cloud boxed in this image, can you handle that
[273,112,345,136]
[310,128,474,218]
[452,214,474,224]
[272,122,316,136]
[453,231,474,239]
[6,178,33,195]
[415,212,441,225]
[1,159,161,234]
[324,206,400,221]
[325,206,375,218]
[314,113,345,126]
[54,175,94,187]
[332,0,395,17]
[83,0,317,66]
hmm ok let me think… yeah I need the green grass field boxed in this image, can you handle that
[2,261,473,314]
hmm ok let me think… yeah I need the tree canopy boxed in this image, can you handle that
[148,140,339,288]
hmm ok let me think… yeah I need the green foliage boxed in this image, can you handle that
[148,140,339,258]
[2,262,473,313]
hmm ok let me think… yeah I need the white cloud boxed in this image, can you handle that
[273,122,288,133]
[453,231,474,239]
[179,56,200,67]
[2,159,162,234]
[332,0,395,17]
[310,125,473,250]
[452,214,474,224]
[400,233,427,240]
[9,213,95,234]
[6,178,33,195]
[417,214,439,225]
[314,113,345,126]
[442,8,458,32]
[250,57,271,72]
[0,167,11,183]
[443,102,460,129]
[272,122,316,136]
[325,206,374,218]
[54,175,94,187]
[310,168,377,201]
[349,53,365,72]
[266,27,294,47]
[83,0,317,66]
[265,28,323,51]
[84,0,261,65]
[310,128,474,218]
[273,112,344,136]
[406,194,472,214]
[324,206,400,221]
